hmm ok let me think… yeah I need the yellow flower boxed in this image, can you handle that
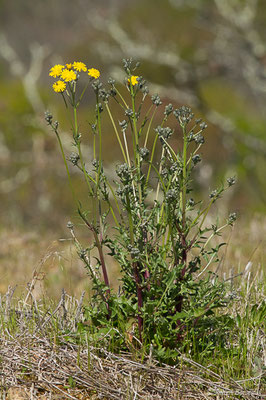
[73,62,87,72]
[61,68,77,82]
[128,76,139,86]
[53,80,66,93]
[49,64,64,78]
[66,63,72,69]
[88,68,100,79]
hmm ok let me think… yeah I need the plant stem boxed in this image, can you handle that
[105,103,127,163]
[182,127,188,231]
[122,129,131,168]
[96,94,102,189]
[145,135,158,187]
[126,195,134,244]
[115,87,129,109]
[73,106,94,196]
[130,84,142,204]
[144,106,156,148]
[155,147,165,203]
[78,210,111,315]
[54,130,77,206]
[133,261,143,342]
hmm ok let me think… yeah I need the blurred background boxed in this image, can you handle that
[0,0,265,298]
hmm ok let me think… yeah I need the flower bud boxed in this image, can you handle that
[164,104,173,116]
[194,134,205,144]
[69,152,80,166]
[139,147,150,160]
[44,111,53,125]
[227,177,236,187]
[174,106,194,125]
[151,94,162,106]
[108,77,116,86]
[119,120,128,131]
[130,247,140,258]
[166,189,178,203]
[125,108,134,117]
[228,212,237,225]
[209,190,217,199]
[67,221,74,229]
[192,154,201,164]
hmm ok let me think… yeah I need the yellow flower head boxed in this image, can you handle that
[53,80,66,93]
[88,68,100,79]
[73,62,87,72]
[61,68,77,82]
[128,76,139,86]
[66,63,72,69]
[49,64,64,78]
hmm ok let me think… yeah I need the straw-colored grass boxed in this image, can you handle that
[0,289,264,399]
[0,216,265,399]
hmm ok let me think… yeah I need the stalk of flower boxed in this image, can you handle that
[119,122,139,205]
[44,113,77,207]
[92,88,105,241]
[106,81,138,204]
[127,78,151,338]
[74,68,112,304]
[63,67,94,187]
[128,76,140,154]
[79,94,121,229]
[95,95,102,189]
[188,185,226,249]
[128,75,143,205]
[53,64,101,201]
[105,103,128,163]
[144,105,157,148]
[113,85,129,110]
[48,62,112,314]
[146,111,170,200]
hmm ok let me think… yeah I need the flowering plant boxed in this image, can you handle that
[46,59,236,362]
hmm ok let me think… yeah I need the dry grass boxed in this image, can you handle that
[0,215,265,300]
[0,290,264,400]
[0,227,120,301]
[0,216,265,399]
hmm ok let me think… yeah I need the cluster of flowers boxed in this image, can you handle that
[49,62,100,93]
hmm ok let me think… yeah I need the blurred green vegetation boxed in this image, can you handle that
[0,0,266,235]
